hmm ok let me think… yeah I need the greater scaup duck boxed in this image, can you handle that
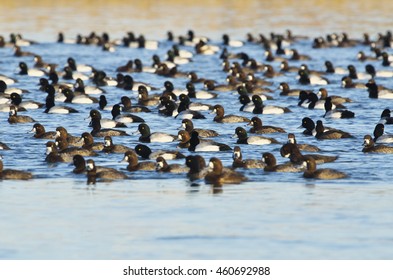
[188,72,206,84]
[186,82,217,99]
[362,134,393,153]
[379,109,393,124]
[347,64,372,80]
[315,120,354,139]
[171,96,206,119]
[233,127,279,145]
[33,55,50,68]
[10,92,44,110]
[74,78,105,95]
[317,88,352,104]
[248,116,286,134]
[89,111,129,137]
[88,109,126,129]
[44,87,79,114]
[121,150,156,171]
[18,62,46,77]
[250,95,291,114]
[0,157,32,180]
[205,157,247,186]
[373,123,393,143]
[341,76,367,89]
[45,141,73,163]
[119,96,151,113]
[222,34,244,47]
[366,79,393,99]
[298,69,329,85]
[72,155,123,175]
[8,105,35,124]
[80,132,105,151]
[13,45,36,57]
[155,156,189,173]
[280,60,299,73]
[180,118,219,138]
[31,123,57,139]
[56,127,81,147]
[188,131,231,152]
[55,137,97,157]
[323,97,355,118]
[287,133,320,152]
[134,123,176,143]
[62,66,89,81]
[289,49,311,61]
[185,155,208,181]
[324,60,347,75]
[279,82,302,96]
[0,80,27,95]
[0,74,18,86]
[178,94,212,112]
[262,152,301,172]
[86,159,128,184]
[111,104,145,124]
[263,64,283,78]
[63,88,98,104]
[302,156,347,180]
[92,70,118,87]
[135,144,185,160]
[67,57,93,73]
[365,64,393,78]
[232,146,265,169]
[138,85,160,106]
[203,79,235,92]
[98,95,112,111]
[102,136,132,153]
[280,143,338,164]
[211,104,250,123]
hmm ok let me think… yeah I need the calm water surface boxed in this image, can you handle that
[0,0,393,259]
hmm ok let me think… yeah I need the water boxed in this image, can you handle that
[1,0,393,259]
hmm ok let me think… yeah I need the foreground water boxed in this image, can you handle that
[1,0,393,259]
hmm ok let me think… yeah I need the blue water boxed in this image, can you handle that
[1,1,393,259]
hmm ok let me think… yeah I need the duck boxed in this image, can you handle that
[155,156,189,173]
[102,136,133,153]
[323,97,355,118]
[72,155,122,175]
[299,117,334,136]
[347,64,372,80]
[278,82,302,96]
[289,49,311,61]
[263,64,283,78]
[86,159,128,184]
[188,131,231,152]
[138,85,160,106]
[33,55,50,69]
[74,78,105,95]
[67,57,93,73]
[287,133,320,152]
[1,80,28,97]
[379,109,393,124]
[250,95,291,114]
[188,72,206,84]
[211,104,250,123]
[280,143,338,164]
[0,74,18,86]
[279,60,299,73]
[232,146,265,169]
[233,127,279,145]
[366,79,393,99]
[161,80,182,98]
[45,141,73,163]
[186,82,218,99]
[18,62,46,77]
[121,150,156,171]
[111,104,145,124]
[298,69,329,85]
[98,95,112,111]
[92,70,117,87]
[203,79,234,92]
[262,152,301,172]
[133,58,156,74]
[31,123,57,139]
[177,130,192,149]
[205,157,247,186]
[302,156,347,180]
[118,96,150,113]
[88,109,126,129]
[178,94,212,112]
[362,134,393,153]
[55,137,97,156]
[222,34,244,47]
[341,76,367,89]
[179,118,219,138]
[10,92,44,110]
[44,87,79,114]
[56,126,82,147]
[185,155,208,181]
[121,75,156,92]
[365,64,393,78]
[134,123,176,143]
[324,60,347,75]
[0,157,33,180]
[116,60,134,73]
[317,88,352,104]
[89,110,129,137]
[172,97,206,120]
[62,88,98,104]
[357,51,378,62]
[135,144,185,160]
[248,116,286,134]
[13,45,36,57]
[8,105,35,124]
[80,132,105,151]
[373,123,393,143]
[62,66,89,81]
[315,120,354,139]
